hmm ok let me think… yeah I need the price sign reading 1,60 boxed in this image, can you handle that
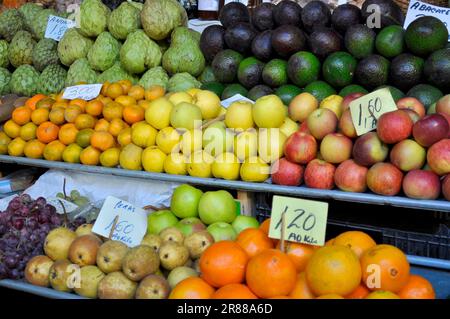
[355,97,382,129]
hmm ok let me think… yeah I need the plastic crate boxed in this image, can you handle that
[255,193,450,260]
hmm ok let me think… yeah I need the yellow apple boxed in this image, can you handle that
[211,152,241,180]
[145,97,173,130]
[156,127,181,154]
[142,146,167,173]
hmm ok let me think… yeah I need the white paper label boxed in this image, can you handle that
[44,15,76,41]
[198,0,219,11]
[92,196,147,247]
[0,180,12,194]
[221,94,254,108]
[47,197,79,214]
[62,84,102,101]
[404,1,450,41]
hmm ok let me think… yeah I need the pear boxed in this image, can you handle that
[74,265,105,298]
[187,150,214,178]
[141,234,162,253]
[180,129,203,155]
[145,97,173,130]
[184,230,214,259]
[225,101,254,130]
[98,272,137,299]
[159,227,184,244]
[44,227,77,261]
[69,234,102,266]
[96,241,129,274]
[24,255,53,287]
[159,242,189,271]
[135,274,171,299]
[202,121,234,156]
[119,143,143,170]
[75,224,94,237]
[48,260,75,292]
[122,245,160,281]
[253,94,287,128]
[169,102,202,130]
[167,266,198,288]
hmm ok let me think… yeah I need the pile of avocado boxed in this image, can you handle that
[198,0,449,108]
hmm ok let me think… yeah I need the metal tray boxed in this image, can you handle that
[1,155,449,212]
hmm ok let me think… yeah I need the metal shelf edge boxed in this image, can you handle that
[0,280,86,299]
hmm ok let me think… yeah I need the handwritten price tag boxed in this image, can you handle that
[62,84,103,101]
[92,196,147,247]
[349,88,398,136]
[268,196,328,246]
[44,15,76,41]
[404,1,450,41]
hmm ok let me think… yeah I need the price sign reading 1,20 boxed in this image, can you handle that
[349,88,398,136]
[268,196,328,246]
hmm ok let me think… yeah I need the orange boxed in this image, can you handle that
[145,85,165,101]
[69,98,87,112]
[101,82,110,96]
[25,94,46,110]
[277,241,314,272]
[345,284,370,299]
[95,119,110,132]
[289,272,315,299]
[325,238,335,247]
[108,118,127,137]
[212,284,258,299]
[52,101,68,109]
[31,108,49,125]
[49,107,65,125]
[246,249,297,298]
[199,241,248,288]
[62,143,83,163]
[58,123,79,145]
[36,97,55,109]
[3,120,21,138]
[98,96,113,106]
[117,80,132,94]
[106,83,124,99]
[236,228,273,258]
[64,105,82,123]
[99,148,120,168]
[74,114,96,130]
[80,146,100,166]
[0,132,11,155]
[85,100,103,117]
[76,128,94,148]
[360,244,410,293]
[128,85,145,100]
[398,275,435,299]
[169,277,215,299]
[12,106,32,125]
[365,291,400,299]
[19,122,37,141]
[115,95,136,107]
[117,128,132,147]
[259,218,270,235]
[103,102,124,121]
[36,122,59,144]
[7,137,26,156]
[91,131,115,151]
[316,294,344,299]
[305,246,361,296]
[123,105,145,124]
[24,140,45,159]
[43,140,66,161]
[333,231,376,258]
[138,100,151,110]
[55,92,67,103]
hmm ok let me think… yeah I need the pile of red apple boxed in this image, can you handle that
[273,94,450,201]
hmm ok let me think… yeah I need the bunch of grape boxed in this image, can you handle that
[0,194,86,280]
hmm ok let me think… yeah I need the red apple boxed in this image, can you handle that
[306,108,338,140]
[402,109,421,123]
[396,97,426,118]
[442,175,450,201]
[320,133,353,164]
[334,159,368,193]
[342,93,365,110]
[427,139,450,175]
[338,109,357,138]
[366,162,403,196]
[390,139,426,171]
[298,121,310,134]
[284,131,317,164]
[377,110,413,144]
[402,170,441,200]
[436,94,450,116]
[271,158,304,186]
[438,112,450,137]
[352,132,389,166]
[412,114,449,147]
[304,159,335,189]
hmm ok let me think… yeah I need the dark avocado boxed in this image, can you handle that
[273,0,302,27]
[361,0,404,29]
[308,28,342,59]
[211,49,244,84]
[389,53,424,92]
[251,30,273,62]
[355,54,390,89]
[248,85,274,101]
[224,22,258,55]
[200,25,226,63]
[331,4,362,34]
[424,48,450,91]
[237,57,265,89]
[251,2,274,31]
[301,1,331,33]
[271,25,306,58]
[219,2,250,28]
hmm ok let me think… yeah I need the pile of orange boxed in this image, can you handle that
[0,80,165,166]
[169,219,435,300]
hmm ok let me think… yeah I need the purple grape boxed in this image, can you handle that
[9,269,19,280]
[8,198,21,210]
[20,194,32,204]
[36,197,46,206]
[38,214,49,224]
[0,224,6,235]
[40,223,51,233]
[4,256,18,268]
[45,205,57,215]
[25,219,38,230]
[50,214,61,225]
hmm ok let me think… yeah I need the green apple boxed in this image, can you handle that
[207,222,237,241]
[147,210,178,234]
[198,190,237,225]
[170,184,203,218]
[175,217,206,236]
[232,215,260,234]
